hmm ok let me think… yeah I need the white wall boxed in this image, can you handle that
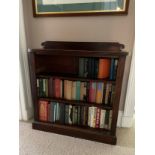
[23,0,135,110]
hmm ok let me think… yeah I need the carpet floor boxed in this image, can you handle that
[19,121,134,155]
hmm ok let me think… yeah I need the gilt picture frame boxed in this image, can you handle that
[32,0,130,17]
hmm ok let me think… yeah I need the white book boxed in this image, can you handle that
[92,107,97,128]
[88,107,92,127]
[100,109,106,128]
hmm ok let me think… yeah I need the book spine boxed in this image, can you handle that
[76,81,81,100]
[43,79,46,97]
[92,107,97,128]
[48,78,53,98]
[104,110,110,129]
[77,106,81,125]
[96,82,103,104]
[94,58,99,78]
[110,85,115,106]
[88,58,92,78]
[84,58,88,78]
[55,79,60,98]
[60,104,65,124]
[65,105,69,124]
[79,58,84,77]
[37,79,39,97]
[88,107,92,127]
[92,82,97,103]
[98,59,110,79]
[45,79,48,97]
[95,108,101,128]
[39,79,43,97]
[113,59,118,80]
[110,58,114,80]
[71,81,76,100]
[48,103,51,122]
[100,109,106,128]
[39,100,48,121]
[89,81,93,102]
[68,105,72,124]
[105,83,110,104]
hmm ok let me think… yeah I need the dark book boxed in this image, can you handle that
[113,59,118,80]
[77,106,81,125]
[104,110,110,129]
[65,105,69,124]
[48,77,54,98]
[94,58,99,78]
[79,58,84,77]
[88,58,92,78]
[39,79,43,97]
[48,103,51,122]
[84,58,88,78]
[91,58,95,78]
[72,106,78,125]
[110,59,115,80]
[59,104,65,124]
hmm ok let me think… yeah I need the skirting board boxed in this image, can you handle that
[117,110,134,128]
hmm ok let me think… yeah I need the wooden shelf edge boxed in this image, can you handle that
[32,121,116,145]
[38,97,112,110]
[36,74,116,84]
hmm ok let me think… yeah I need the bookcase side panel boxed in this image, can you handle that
[28,52,38,121]
[111,56,126,136]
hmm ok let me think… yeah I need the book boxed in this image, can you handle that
[48,77,54,97]
[71,81,76,100]
[39,100,48,121]
[110,58,115,80]
[104,110,110,129]
[79,58,84,77]
[76,81,81,100]
[113,59,118,80]
[59,104,65,124]
[55,102,60,121]
[39,79,43,97]
[54,78,61,98]
[65,105,69,124]
[108,84,112,105]
[77,106,81,125]
[80,82,87,101]
[92,107,97,128]
[48,103,51,122]
[89,82,96,103]
[100,109,106,128]
[84,58,88,77]
[72,106,78,125]
[88,58,92,78]
[64,80,72,100]
[98,59,111,79]
[110,85,115,105]
[68,105,72,124]
[37,79,39,96]
[96,82,104,104]
[94,58,99,78]
[95,108,101,128]
[105,83,110,104]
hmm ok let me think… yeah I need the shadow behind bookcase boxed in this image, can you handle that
[28,41,128,145]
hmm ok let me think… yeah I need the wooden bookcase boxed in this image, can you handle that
[28,41,128,145]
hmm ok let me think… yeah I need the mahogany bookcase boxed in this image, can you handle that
[28,41,128,145]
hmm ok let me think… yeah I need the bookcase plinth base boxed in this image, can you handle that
[32,121,117,145]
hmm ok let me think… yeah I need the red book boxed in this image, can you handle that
[95,108,101,128]
[39,100,48,121]
[54,78,61,98]
[89,82,96,103]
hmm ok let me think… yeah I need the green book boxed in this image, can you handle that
[104,110,110,129]
[76,81,81,100]
[79,58,84,77]
[45,79,48,97]
[39,79,43,97]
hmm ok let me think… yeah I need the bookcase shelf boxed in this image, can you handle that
[36,74,116,84]
[28,41,128,145]
[38,97,113,110]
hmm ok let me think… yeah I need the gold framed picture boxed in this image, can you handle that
[32,0,130,17]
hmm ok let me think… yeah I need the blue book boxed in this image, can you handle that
[76,81,81,100]
[110,59,115,80]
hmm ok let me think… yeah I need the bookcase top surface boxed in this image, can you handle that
[31,48,128,57]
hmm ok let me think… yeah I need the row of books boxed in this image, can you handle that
[37,78,115,105]
[79,58,118,80]
[39,100,112,129]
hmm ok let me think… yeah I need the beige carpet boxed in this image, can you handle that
[19,121,134,155]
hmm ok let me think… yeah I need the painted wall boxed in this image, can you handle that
[23,0,135,110]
